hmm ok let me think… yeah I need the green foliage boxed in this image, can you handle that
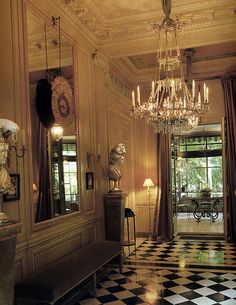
[172,134,223,197]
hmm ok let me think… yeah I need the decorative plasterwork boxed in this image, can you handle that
[55,0,235,44]
[128,52,236,70]
[92,50,109,73]
[111,53,236,87]
[106,73,131,100]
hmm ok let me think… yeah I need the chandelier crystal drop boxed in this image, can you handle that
[130,0,210,134]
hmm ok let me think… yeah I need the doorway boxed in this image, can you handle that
[171,123,224,237]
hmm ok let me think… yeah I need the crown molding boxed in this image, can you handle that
[55,0,235,46]
[111,53,236,88]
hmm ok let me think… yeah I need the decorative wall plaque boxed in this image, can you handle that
[51,76,74,127]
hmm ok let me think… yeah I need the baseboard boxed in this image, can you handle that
[136,232,149,238]
[176,232,225,241]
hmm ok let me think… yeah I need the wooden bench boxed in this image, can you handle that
[14,240,122,305]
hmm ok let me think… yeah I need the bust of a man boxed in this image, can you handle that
[0,138,9,165]
[107,143,126,192]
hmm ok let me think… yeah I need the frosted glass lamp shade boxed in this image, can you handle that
[143,178,154,187]
[51,124,64,141]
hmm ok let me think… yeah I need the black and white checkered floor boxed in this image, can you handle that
[77,239,236,304]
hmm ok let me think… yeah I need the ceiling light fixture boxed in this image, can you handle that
[130,0,210,134]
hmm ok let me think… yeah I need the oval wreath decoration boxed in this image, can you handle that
[51,76,74,127]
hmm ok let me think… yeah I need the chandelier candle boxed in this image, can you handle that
[192,79,195,98]
[132,90,135,108]
[137,85,141,105]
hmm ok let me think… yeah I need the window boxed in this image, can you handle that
[51,137,78,216]
[172,134,223,202]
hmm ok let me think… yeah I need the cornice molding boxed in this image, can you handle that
[55,0,235,44]
[111,54,236,87]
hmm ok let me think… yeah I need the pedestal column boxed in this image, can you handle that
[104,192,127,243]
[0,220,21,305]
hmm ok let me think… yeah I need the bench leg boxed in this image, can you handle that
[90,273,96,296]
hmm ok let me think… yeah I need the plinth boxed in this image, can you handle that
[104,192,127,243]
[0,220,21,305]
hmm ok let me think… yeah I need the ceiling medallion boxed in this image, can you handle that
[51,76,74,127]
[130,0,210,134]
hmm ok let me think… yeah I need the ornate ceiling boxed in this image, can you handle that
[55,0,236,81]
[27,0,236,82]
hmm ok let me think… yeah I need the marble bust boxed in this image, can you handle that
[107,143,126,192]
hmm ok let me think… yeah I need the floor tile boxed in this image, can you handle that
[97,294,118,303]
[220,300,236,305]
[78,238,236,305]
[113,290,135,300]
[221,288,236,298]
[105,301,125,305]
[191,296,216,305]
[221,280,236,288]
[164,294,188,304]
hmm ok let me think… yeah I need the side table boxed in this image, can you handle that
[123,208,136,255]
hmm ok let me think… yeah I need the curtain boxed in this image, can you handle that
[30,80,53,223]
[35,123,52,222]
[153,133,173,242]
[221,72,236,242]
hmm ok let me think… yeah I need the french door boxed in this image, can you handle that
[171,123,225,237]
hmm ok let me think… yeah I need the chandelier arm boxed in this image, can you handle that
[162,0,172,18]
[174,31,184,81]
[157,31,161,81]
[164,29,169,76]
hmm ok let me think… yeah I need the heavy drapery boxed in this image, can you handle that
[153,133,173,241]
[35,123,52,222]
[221,72,236,242]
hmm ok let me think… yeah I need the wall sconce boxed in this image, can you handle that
[9,144,27,159]
[8,130,27,167]
[87,144,101,168]
[0,119,27,168]
[51,124,64,141]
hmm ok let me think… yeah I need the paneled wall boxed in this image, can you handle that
[0,0,227,283]
[0,0,157,282]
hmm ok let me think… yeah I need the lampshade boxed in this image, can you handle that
[51,124,64,141]
[143,178,154,187]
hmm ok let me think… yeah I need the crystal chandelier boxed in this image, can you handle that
[130,0,210,134]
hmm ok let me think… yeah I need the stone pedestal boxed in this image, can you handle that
[104,192,127,243]
[0,220,21,305]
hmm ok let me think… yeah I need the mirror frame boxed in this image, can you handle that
[23,2,81,231]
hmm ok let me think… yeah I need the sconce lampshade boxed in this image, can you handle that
[143,178,154,188]
[51,124,64,141]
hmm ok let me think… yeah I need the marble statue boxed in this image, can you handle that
[0,120,19,221]
[107,143,126,192]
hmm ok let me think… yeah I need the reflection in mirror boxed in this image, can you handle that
[50,135,78,217]
[26,9,79,222]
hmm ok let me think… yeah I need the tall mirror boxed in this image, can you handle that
[26,9,79,222]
